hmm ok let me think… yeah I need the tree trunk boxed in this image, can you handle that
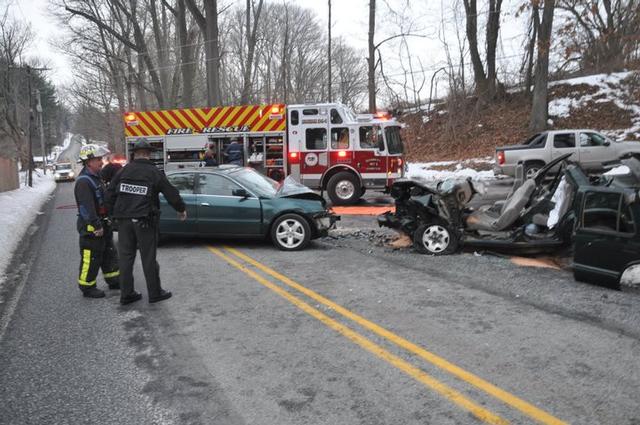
[177,0,195,107]
[367,0,376,112]
[328,0,332,103]
[204,0,221,105]
[240,0,264,104]
[485,0,503,99]
[529,0,555,132]
[524,3,539,97]
[462,0,488,99]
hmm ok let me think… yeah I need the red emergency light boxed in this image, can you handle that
[271,105,281,114]
[337,150,347,158]
[374,111,390,121]
[288,151,299,163]
[125,113,136,122]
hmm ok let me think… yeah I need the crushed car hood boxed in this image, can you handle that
[276,176,325,202]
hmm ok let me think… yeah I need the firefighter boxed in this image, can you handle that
[223,138,243,166]
[75,144,120,298]
[106,138,187,305]
[101,154,123,186]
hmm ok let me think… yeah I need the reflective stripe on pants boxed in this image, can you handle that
[78,249,95,286]
[78,227,120,288]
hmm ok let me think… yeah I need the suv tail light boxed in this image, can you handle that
[497,150,505,165]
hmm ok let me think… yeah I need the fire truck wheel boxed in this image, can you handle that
[327,172,361,205]
[271,214,312,251]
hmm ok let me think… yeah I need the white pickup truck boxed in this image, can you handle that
[494,129,640,178]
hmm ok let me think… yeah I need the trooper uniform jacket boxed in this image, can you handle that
[106,158,186,220]
[74,168,108,236]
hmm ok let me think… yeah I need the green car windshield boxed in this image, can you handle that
[232,168,279,198]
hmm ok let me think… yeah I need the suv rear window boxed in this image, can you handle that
[524,133,547,149]
[553,133,576,149]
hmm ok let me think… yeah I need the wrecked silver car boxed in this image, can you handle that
[378,154,587,255]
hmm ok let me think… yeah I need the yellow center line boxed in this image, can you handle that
[223,246,567,425]
[207,246,509,425]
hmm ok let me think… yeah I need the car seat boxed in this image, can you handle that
[466,179,536,231]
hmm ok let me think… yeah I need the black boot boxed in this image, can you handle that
[120,291,142,305]
[81,286,105,299]
[149,290,172,304]
[107,280,120,290]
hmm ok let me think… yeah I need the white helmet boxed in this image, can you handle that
[78,144,110,163]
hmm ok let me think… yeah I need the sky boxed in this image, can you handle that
[8,0,531,105]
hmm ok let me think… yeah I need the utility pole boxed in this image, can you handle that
[35,89,46,175]
[327,0,332,103]
[27,65,32,187]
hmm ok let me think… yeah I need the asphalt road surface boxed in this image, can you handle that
[1,182,639,425]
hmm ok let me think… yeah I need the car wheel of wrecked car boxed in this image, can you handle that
[327,171,360,205]
[271,213,312,251]
[413,223,458,255]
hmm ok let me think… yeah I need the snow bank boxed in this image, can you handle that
[0,171,56,286]
[548,71,640,139]
[407,159,495,182]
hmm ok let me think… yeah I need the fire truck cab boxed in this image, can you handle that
[123,102,404,205]
[286,103,404,204]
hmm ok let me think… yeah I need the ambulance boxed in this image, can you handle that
[123,103,405,205]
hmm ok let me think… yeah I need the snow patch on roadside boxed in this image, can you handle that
[548,71,640,140]
[407,158,496,181]
[0,171,56,287]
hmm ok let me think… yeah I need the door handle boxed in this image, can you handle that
[200,202,211,206]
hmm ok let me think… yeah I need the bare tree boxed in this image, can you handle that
[368,0,376,112]
[557,0,640,72]
[240,0,264,104]
[530,0,556,132]
[185,0,222,105]
[462,0,503,101]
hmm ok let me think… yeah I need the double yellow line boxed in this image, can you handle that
[208,246,567,425]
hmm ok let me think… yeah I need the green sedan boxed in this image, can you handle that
[159,166,339,250]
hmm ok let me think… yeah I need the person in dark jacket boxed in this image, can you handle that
[223,138,244,165]
[74,144,120,298]
[106,138,187,305]
[100,154,123,186]
[203,143,218,166]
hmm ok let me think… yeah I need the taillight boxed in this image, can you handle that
[497,151,505,165]
[397,158,403,167]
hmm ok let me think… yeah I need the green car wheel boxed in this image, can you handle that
[271,213,311,251]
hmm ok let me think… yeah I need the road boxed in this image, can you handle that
[1,182,639,425]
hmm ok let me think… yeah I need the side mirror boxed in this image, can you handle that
[604,140,611,146]
[377,140,385,151]
[232,188,250,198]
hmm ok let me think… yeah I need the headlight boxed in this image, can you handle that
[69,172,75,177]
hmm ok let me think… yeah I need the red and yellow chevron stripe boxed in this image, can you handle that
[123,104,286,137]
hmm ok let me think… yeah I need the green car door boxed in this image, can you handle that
[160,172,198,235]
[573,188,639,285]
[196,172,263,236]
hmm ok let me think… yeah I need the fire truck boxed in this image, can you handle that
[123,103,405,205]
